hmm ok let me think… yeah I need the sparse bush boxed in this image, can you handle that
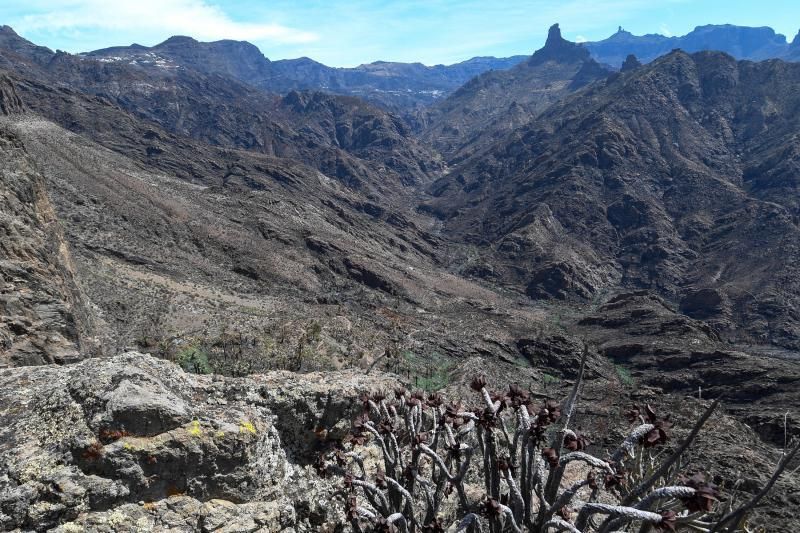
[164,319,337,376]
[307,320,323,342]
[395,350,455,392]
[541,373,560,389]
[316,352,799,532]
[615,364,635,388]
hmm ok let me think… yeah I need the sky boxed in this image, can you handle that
[1,0,799,67]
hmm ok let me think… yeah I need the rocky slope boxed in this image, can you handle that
[0,74,546,374]
[0,23,799,531]
[0,28,445,199]
[0,23,798,420]
[424,49,800,351]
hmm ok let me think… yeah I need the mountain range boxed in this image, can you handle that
[1,18,800,531]
[81,30,527,110]
[65,22,800,111]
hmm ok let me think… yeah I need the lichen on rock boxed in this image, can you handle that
[0,352,395,531]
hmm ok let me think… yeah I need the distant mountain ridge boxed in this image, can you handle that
[80,22,800,103]
[585,24,800,67]
[82,32,527,109]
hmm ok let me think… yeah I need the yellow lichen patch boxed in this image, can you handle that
[188,419,202,437]
[239,420,256,435]
[107,510,129,527]
[214,430,225,439]
[122,442,134,451]
[134,516,153,532]
[18,456,59,483]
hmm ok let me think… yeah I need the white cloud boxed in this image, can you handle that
[659,24,674,37]
[15,0,318,44]
[574,35,588,43]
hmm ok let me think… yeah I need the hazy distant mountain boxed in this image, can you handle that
[585,24,800,68]
[84,34,527,109]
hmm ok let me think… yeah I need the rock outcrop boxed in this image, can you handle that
[0,352,395,531]
[620,54,641,72]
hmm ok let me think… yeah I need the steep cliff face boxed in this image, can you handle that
[0,95,96,366]
[0,74,24,115]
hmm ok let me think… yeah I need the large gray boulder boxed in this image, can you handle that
[0,352,394,531]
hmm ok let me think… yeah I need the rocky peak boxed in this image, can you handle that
[611,26,633,39]
[621,53,642,72]
[529,23,591,66]
[155,35,265,61]
[155,35,199,48]
[144,34,273,83]
[0,25,55,62]
[282,89,311,111]
[546,23,565,45]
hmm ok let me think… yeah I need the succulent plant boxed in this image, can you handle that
[323,350,799,533]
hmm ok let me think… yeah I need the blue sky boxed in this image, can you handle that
[1,1,799,67]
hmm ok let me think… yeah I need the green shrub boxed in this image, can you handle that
[176,345,212,374]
